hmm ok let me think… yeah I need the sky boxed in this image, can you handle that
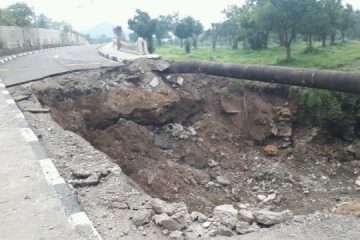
[0,0,359,32]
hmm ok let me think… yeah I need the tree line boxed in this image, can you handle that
[0,2,105,45]
[126,0,360,61]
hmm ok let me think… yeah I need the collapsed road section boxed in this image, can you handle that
[9,59,360,239]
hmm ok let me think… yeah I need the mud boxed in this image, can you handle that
[14,59,360,218]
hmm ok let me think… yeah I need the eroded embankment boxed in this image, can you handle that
[30,59,360,218]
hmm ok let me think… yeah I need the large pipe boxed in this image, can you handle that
[164,61,360,94]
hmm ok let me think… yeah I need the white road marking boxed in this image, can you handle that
[13,109,25,119]
[69,212,103,240]
[20,128,38,142]
[6,99,15,105]
[39,158,66,185]
[1,90,9,95]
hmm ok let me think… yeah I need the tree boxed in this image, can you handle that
[266,0,307,60]
[299,0,330,50]
[35,13,51,28]
[223,5,242,49]
[339,4,355,42]
[113,26,123,50]
[128,9,156,53]
[0,9,16,26]
[321,0,343,45]
[6,2,34,27]
[155,15,174,46]
[174,16,203,53]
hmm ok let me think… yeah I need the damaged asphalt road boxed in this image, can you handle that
[5,57,360,240]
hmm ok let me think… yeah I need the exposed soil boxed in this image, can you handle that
[11,59,357,219]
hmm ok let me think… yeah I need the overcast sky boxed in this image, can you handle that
[1,0,359,31]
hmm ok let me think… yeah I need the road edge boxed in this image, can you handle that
[0,77,103,240]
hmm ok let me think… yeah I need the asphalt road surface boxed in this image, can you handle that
[0,44,121,87]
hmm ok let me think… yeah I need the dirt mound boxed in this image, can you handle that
[29,59,360,216]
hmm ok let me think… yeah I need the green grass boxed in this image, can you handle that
[156,41,360,71]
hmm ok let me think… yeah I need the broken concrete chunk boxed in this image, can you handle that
[151,198,176,215]
[355,176,360,187]
[132,209,153,226]
[169,230,185,240]
[253,209,293,226]
[149,77,160,88]
[214,205,238,219]
[235,221,255,234]
[216,175,231,186]
[217,225,234,236]
[237,209,254,223]
[190,211,207,223]
[153,213,181,231]
[71,171,91,179]
[70,174,99,188]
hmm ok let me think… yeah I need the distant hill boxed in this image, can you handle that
[82,23,114,38]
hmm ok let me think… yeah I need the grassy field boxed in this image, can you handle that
[155,41,360,71]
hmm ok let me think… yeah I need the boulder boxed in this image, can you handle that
[254,209,293,226]
[132,209,153,226]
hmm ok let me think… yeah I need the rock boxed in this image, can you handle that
[177,77,184,86]
[220,97,241,115]
[149,77,160,88]
[264,144,279,156]
[214,205,238,218]
[237,210,254,223]
[154,134,172,150]
[235,221,255,234]
[151,198,176,215]
[355,176,360,187]
[217,225,234,236]
[169,230,185,240]
[70,174,99,188]
[208,159,219,168]
[276,107,292,118]
[347,141,360,158]
[257,194,266,201]
[153,213,181,231]
[190,211,207,223]
[71,171,91,179]
[181,148,208,169]
[132,209,153,226]
[254,209,293,226]
[203,222,212,229]
[214,205,239,229]
[263,193,277,203]
[216,175,231,186]
[278,124,293,137]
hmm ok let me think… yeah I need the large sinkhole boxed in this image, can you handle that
[30,60,360,215]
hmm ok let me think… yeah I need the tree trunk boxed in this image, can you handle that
[285,45,291,61]
[232,39,239,49]
[322,35,326,47]
[156,37,162,47]
[331,34,336,45]
[164,61,360,94]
